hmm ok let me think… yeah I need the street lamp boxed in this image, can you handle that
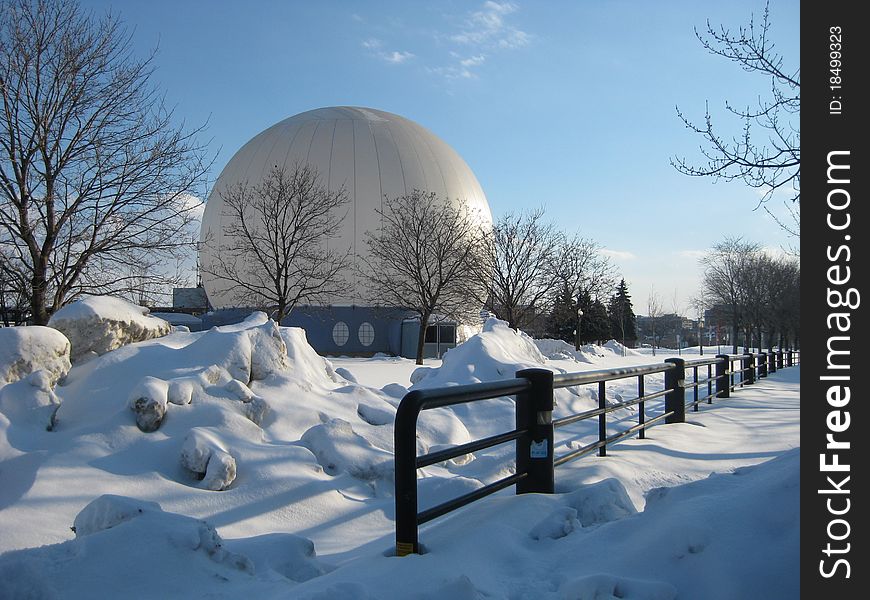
[575,307,584,351]
[699,318,705,356]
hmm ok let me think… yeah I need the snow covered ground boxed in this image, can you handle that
[0,315,799,599]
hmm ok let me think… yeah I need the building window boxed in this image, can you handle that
[358,322,375,346]
[424,323,456,344]
[332,321,349,346]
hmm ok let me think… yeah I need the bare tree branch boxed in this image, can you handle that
[1,0,210,323]
[485,207,561,332]
[361,190,490,364]
[200,163,351,321]
[671,2,799,238]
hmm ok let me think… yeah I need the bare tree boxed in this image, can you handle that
[485,207,561,332]
[1,245,28,324]
[362,190,490,365]
[646,287,662,356]
[773,258,800,349]
[0,0,209,324]
[200,164,351,321]
[700,237,761,353]
[550,234,615,351]
[688,291,710,355]
[671,289,685,354]
[672,2,799,238]
[752,253,800,352]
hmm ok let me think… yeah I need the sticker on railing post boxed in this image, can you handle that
[530,439,548,458]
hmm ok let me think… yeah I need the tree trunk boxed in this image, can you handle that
[30,274,49,325]
[415,315,430,365]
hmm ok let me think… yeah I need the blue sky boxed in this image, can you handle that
[84,0,799,314]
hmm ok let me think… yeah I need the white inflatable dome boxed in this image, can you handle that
[200,106,492,309]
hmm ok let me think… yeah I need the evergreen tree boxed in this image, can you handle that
[545,284,577,344]
[580,295,611,344]
[578,291,610,345]
[608,279,638,348]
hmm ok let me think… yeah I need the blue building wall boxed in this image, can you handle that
[200,306,416,356]
[283,306,413,355]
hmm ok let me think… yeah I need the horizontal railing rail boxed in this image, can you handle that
[394,348,800,555]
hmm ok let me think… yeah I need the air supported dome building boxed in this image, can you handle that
[199,106,491,356]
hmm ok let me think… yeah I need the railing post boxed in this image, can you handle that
[776,350,784,370]
[395,392,424,556]
[707,364,713,404]
[637,375,646,439]
[715,354,730,399]
[769,350,777,373]
[759,352,768,378]
[598,381,607,456]
[692,366,699,412]
[516,368,554,495]
[664,358,686,424]
[786,350,793,367]
[745,353,755,385]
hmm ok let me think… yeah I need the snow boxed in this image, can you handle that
[411,318,547,388]
[180,428,238,490]
[0,325,71,386]
[0,371,62,431]
[0,315,800,598]
[47,296,171,362]
[534,337,596,362]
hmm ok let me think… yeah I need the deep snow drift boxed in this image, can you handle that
[48,295,171,362]
[0,314,800,599]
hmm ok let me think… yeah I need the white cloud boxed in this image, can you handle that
[172,193,205,222]
[760,246,795,261]
[432,1,530,81]
[355,2,530,82]
[361,39,414,65]
[431,54,487,80]
[460,55,486,68]
[451,1,530,49]
[676,249,708,261]
[601,249,637,261]
[383,50,415,64]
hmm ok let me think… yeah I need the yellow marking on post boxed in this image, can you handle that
[396,542,416,557]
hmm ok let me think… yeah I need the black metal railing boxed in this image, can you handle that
[394,349,799,555]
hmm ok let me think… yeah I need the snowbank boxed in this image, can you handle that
[407,318,599,440]
[0,451,798,599]
[48,296,171,361]
[300,418,393,481]
[0,494,331,598]
[603,339,642,356]
[0,326,71,386]
[533,337,595,363]
[0,370,62,431]
[280,326,341,384]
[411,318,548,388]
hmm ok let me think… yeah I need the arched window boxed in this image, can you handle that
[332,321,349,346]
[358,322,375,346]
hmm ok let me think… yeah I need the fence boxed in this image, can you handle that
[394,349,800,555]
